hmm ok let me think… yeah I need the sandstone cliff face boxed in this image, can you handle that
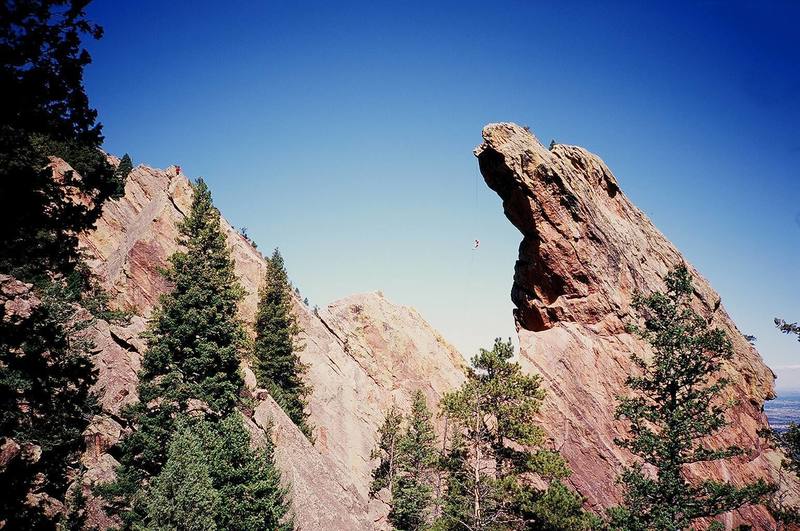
[75,162,466,529]
[475,123,797,528]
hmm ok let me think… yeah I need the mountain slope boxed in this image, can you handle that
[74,162,466,529]
[475,122,798,528]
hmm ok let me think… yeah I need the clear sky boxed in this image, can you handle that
[84,1,799,390]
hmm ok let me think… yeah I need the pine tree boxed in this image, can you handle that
[370,405,404,496]
[391,391,438,530]
[136,414,291,531]
[1,3,123,525]
[1,0,124,281]
[115,153,134,183]
[102,179,294,526]
[437,338,592,530]
[253,248,312,437]
[435,429,473,530]
[609,265,772,530]
[775,318,800,342]
[139,420,221,531]
[0,281,98,529]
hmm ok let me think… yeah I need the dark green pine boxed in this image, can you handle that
[609,264,773,530]
[253,248,313,437]
[106,178,252,518]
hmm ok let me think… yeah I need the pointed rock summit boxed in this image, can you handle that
[475,122,797,528]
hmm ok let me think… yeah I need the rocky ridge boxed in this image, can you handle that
[73,162,467,529]
[475,122,798,528]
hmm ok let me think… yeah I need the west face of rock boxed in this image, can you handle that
[75,162,466,529]
[475,123,796,527]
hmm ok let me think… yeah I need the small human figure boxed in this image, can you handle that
[175,165,182,175]
[473,239,480,250]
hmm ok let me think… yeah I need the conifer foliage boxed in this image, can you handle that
[253,248,312,437]
[0,281,99,529]
[370,405,404,496]
[438,338,592,530]
[138,415,290,531]
[609,265,772,530]
[0,1,124,527]
[393,391,438,529]
[1,0,125,280]
[372,340,597,531]
[104,179,291,529]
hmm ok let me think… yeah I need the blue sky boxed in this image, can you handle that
[84,1,799,389]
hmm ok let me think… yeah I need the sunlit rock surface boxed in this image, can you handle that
[475,122,798,528]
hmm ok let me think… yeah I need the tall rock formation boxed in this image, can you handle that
[475,122,798,528]
[73,162,466,529]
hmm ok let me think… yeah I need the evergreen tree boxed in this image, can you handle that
[135,414,291,531]
[775,318,800,342]
[370,404,404,496]
[1,2,123,525]
[391,391,438,530]
[102,179,294,527]
[609,265,772,530]
[139,420,221,531]
[115,153,134,183]
[525,481,600,531]
[1,0,124,281]
[434,429,473,530]
[253,248,312,437]
[437,338,593,530]
[0,281,98,529]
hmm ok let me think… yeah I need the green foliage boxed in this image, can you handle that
[138,178,246,415]
[253,248,312,437]
[761,423,800,525]
[133,414,291,531]
[115,153,134,182]
[0,278,99,529]
[0,0,124,281]
[370,405,404,496]
[610,265,772,530]
[775,318,800,342]
[0,4,125,519]
[138,419,220,531]
[777,423,800,475]
[102,179,290,524]
[524,481,601,531]
[390,391,438,530]
[433,429,473,530]
[436,338,590,530]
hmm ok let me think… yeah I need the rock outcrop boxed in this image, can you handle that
[475,123,797,528]
[74,162,467,529]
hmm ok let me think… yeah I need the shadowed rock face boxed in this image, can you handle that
[73,162,466,529]
[475,123,797,528]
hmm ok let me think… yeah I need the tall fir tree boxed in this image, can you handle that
[609,265,772,530]
[370,404,404,496]
[253,248,312,437]
[438,338,594,531]
[103,179,291,528]
[0,280,98,529]
[0,1,125,527]
[435,429,473,530]
[1,0,124,281]
[136,414,291,531]
[390,390,438,530]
